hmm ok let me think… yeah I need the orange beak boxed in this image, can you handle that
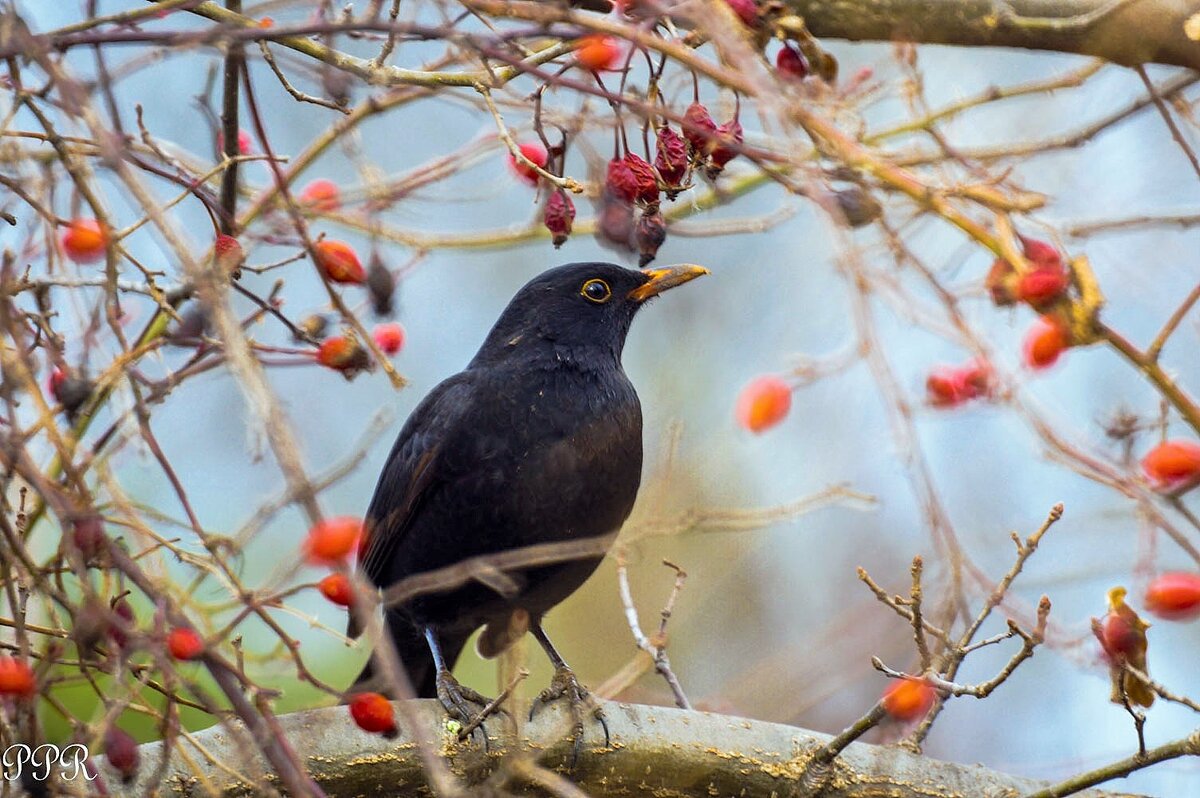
[627,263,710,302]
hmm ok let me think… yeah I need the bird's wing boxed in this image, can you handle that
[357,373,476,591]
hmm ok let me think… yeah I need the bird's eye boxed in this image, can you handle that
[581,278,612,304]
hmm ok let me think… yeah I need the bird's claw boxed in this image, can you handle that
[529,666,610,766]
[435,670,494,750]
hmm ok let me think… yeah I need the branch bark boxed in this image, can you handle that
[100,702,1149,798]
[788,0,1200,70]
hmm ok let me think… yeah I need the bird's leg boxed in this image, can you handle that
[424,627,495,746]
[529,623,610,765]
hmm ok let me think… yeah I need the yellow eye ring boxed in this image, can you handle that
[581,278,612,304]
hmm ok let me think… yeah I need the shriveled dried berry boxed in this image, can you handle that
[605,158,640,203]
[706,119,744,178]
[635,211,667,267]
[596,194,635,252]
[71,516,108,560]
[104,726,140,784]
[775,44,809,80]
[367,255,396,317]
[544,190,576,248]
[108,597,136,651]
[833,186,882,228]
[654,126,689,194]
[682,103,718,154]
[624,153,660,206]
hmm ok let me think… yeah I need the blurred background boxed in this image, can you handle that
[7,2,1200,795]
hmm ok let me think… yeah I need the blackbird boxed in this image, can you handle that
[349,261,707,746]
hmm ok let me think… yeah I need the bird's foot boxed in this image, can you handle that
[529,666,610,766]
[435,670,496,749]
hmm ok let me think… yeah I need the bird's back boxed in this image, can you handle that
[363,356,643,633]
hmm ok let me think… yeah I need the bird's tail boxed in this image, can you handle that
[348,612,469,699]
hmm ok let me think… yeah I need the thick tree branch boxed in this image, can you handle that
[100,703,1144,798]
[789,0,1200,70]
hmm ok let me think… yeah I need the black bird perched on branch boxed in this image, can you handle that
[349,261,708,747]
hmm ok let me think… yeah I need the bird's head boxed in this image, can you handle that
[473,261,709,367]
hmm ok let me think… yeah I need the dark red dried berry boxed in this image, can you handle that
[776,44,809,80]
[366,254,395,317]
[71,516,107,560]
[544,191,576,248]
[636,211,667,267]
[723,0,758,26]
[682,103,717,154]
[597,195,636,252]
[108,597,135,650]
[104,726,139,784]
[654,126,689,191]
[986,258,1018,306]
[833,186,882,228]
[605,158,640,203]
[624,153,660,205]
[50,369,93,418]
[706,119,744,177]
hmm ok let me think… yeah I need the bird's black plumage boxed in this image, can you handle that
[350,261,707,721]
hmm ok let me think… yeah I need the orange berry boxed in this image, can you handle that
[258,16,274,27]
[304,517,363,565]
[313,239,366,284]
[316,335,370,376]
[166,627,204,661]
[61,218,108,263]
[1022,316,1068,370]
[1144,572,1200,621]
[372,322,405,356]
[1141,440,1200,489]
[0,656,36,697]
[319,573,354,607]
[881,677,936,721]
[735,375,792,433]
[349,692,398,736]
[300,179,342,213]
[506,141,548,187]
[925,366,969,408]
[575,35,623,72]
